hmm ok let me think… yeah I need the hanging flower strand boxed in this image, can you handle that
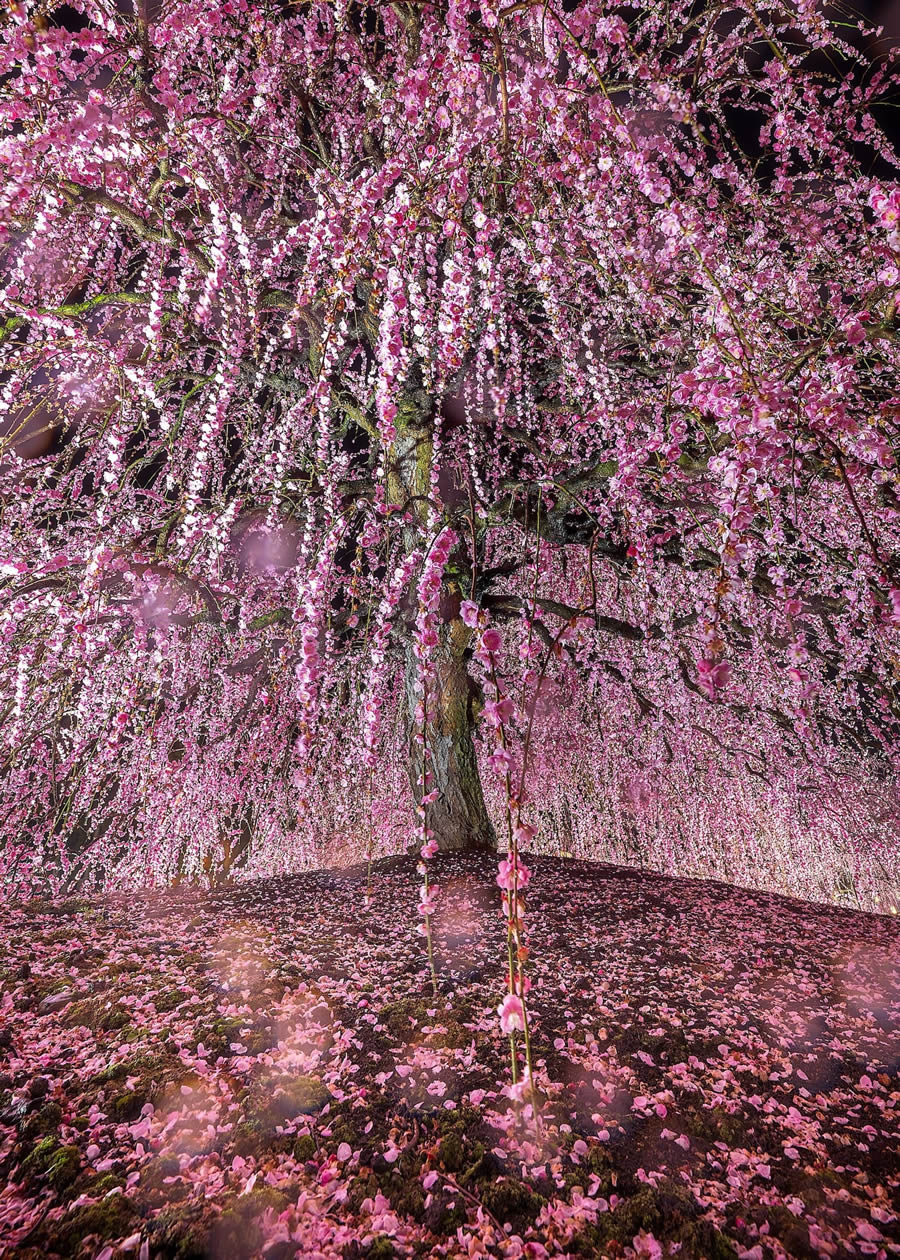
[413,526,458,993]
[468,606,539,1118]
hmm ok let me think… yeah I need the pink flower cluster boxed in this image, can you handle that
[870,186,900,249]
[361,551,422,770]
[1,0,899,938]
[413,529,457,663]
[697,658,732,699]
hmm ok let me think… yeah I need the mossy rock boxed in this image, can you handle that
[423,1187,467,1236]
[153,990,186,1013]
[244,1027,278,1054]
[646,1028,691,1057]
[22,1135,60,1177]
[61,998,130,1033]
[680,1102,741,1145]
[231,1117,277,1159]
[776,1224,818,1259]
[202,1188,291,1260]
[594,1188,667,1245]
[90,1050,185,1112]
[234,1186,291,1218]
[293,1133,317,1162]
[584,1141,614,1178]
[22,1136,81,1189]
[146,1201,218,1260]
[34,974,76,997]
[376,997,435,1040]
[91,1172,126,1194]
[104,960,141,977]
[39,1194,139,1257]
[62,998,100,1029]
[425,1002,476,1050]
[143,1154,182,1183]
[44,929,76,946]
[682,1104,717,1143]
[99,1005,131,1032]
[576,1184,711,1251]
[709,1106,745,1146]
[622,1180,697,1228]
[140,1154,185,1201]
[92,1061,129,1085]
[107,1088,147,1122]
[808,1166,843,1191]
[48,1144,82,1189]
[231,1114,293,1159]
[385,1175,426,1222]
[738,1204,815,1257]
[327,1114,363,1150]
[437,1131,466,1173]
[480,1177,546,1230]
[440,1022,473,1050]
[431,1102,482,1134]
[346,1173,379,1214]
[427,1105,487,1183]
[568,1187,718,1256]
[372,1152,426,1223]
[204,1016,246,1055]
[205,1212,263,1259]
[263,1074,331,1120]
[20,1101,63,1140]
[459,1148,500,1187]
[676,1220,738,1259]
[567,1229,603,1256]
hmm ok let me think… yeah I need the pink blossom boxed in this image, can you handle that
[698,658,732,697]
[497,992,525,1033]
[843,316,867,346]
[496,857,531,890]
[632,1231,663,1259]
[487,747,513,775]
[460,600,480,627]
[857,1221,883,1243]
[482,696,514,727]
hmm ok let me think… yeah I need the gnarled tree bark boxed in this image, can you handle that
[404,616,496,853]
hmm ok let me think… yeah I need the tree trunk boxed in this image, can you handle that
[383,364,494,852]
[405,617,496,854]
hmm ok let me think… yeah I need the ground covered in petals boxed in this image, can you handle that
[1,855,898,1260]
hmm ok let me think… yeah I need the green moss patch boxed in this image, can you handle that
[21,1136,81,1189]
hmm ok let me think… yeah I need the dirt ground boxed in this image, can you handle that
[1,853,898,1258]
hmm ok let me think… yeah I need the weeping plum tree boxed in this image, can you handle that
[2,0,900,888]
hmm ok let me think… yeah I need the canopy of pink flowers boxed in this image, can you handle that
[0,0,899,901]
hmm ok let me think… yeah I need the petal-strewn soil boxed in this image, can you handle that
[1,854,898,1259]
